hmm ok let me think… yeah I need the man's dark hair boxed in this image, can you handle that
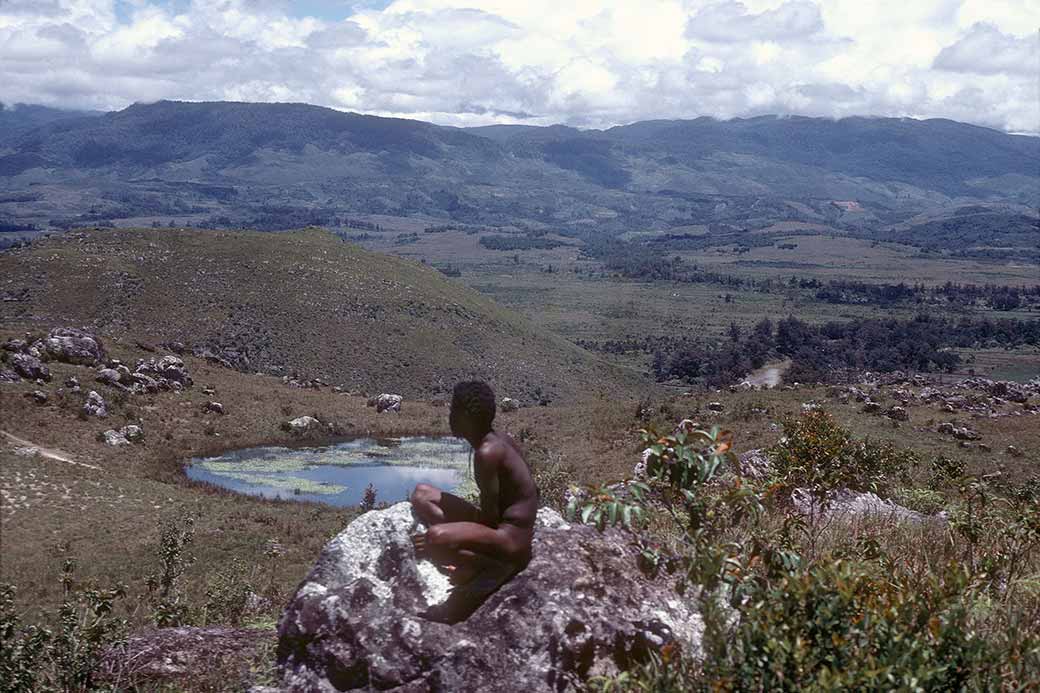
[451,381,496,431]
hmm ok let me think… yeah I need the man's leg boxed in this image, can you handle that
[410,484,479,526]
[423,521,530,563]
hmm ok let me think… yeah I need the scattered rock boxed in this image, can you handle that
[283,416,320,433]
[192,344,251,371]
[83,390,108,418]
[121,425,144,443]
[738,449,772,480]
[937,422,956,435]
[10,353,50,381]
[65,376,80,390]
[1006,445,1025,458]
[101,627,273,686]
[2,338,27,353]
[276,503,703,692]
[707,401,724,412]
[155,355,192,386]
[953,427,980,441]
[204,402,226,415]
[25,390,49,405]
[115,364,133,384]
[634,448,652,478]
[161,341,187,355]
[134,355,193,390]
[41,327,107,366]
[886,406,909,421]
[0,368,20,383]
[130,373,160,394]
[100,429,130,446]
[791,488,930,523]
[375,393,403,413]
[862,401,881,414]
[96,368,124,387]
[500,397,520,413]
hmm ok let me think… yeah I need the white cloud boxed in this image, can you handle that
[0,0,1036,133]
[934,22,1039,75]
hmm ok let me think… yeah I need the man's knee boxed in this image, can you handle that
[411,483,438,506]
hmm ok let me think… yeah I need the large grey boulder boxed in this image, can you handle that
[10,353,50,381]
[283,416,321,433]
[791,488,930,524]
[375,393,403,413]
[42,327,106,366]
[275,503,702,692]
[83,390,108,418]
[135,355,193,389]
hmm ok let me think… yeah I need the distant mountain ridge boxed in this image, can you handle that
[1,100,1037,233]
[0,103,103,138]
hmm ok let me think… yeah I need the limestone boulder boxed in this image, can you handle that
[284,416,321,433]
[83,390,109,418]
[375,393,403,413]
[10,353,50,382]
[42,327,107,366]
[100,429,130,446]
[275,503,703,692]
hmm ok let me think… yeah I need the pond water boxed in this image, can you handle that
[186,436,473,507]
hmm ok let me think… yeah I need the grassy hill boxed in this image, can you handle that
[0,227,639,401]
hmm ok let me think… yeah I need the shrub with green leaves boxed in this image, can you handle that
[567,483,648,531]
[705,562,1018,691]
[770,410,916,499]
[0,557,126,693]
[145,517,195,627]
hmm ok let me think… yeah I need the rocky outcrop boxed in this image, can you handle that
[192,344,251,371]
[101,626,273,686]
[42,327,107,366]
[275,503,703,692]
[83,390,108,418]
[375,393,403,413]
[96,368,124,387]
[10,353,50,381]
[99,429,130,446]
[791,488,930,524]
[283,416,321,433]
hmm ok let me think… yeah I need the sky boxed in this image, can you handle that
[0,0,1037,133]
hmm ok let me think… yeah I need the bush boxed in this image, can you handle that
[0,556,126,693]
[770,410,915,499]
[201,560,255,627]
[145,517,195,627]
[705,562,1008,691]
[531,452,572,512]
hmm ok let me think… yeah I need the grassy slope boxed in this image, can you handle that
[0,227,641,401]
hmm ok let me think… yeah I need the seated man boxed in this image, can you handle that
[411,381,537,602]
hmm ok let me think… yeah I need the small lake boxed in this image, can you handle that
[186,437,473,507]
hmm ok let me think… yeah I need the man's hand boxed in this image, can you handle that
[411,531,431,556]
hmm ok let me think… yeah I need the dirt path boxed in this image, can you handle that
[1,430,102,470]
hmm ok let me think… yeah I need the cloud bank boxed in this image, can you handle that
[0,0,1036,133]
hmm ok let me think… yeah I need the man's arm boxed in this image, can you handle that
[475,443,503,527]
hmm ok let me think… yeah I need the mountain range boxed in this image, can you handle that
[1,100,1037,235]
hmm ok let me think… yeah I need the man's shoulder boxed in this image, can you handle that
[475,433,518,464]
[475,435,507,460]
